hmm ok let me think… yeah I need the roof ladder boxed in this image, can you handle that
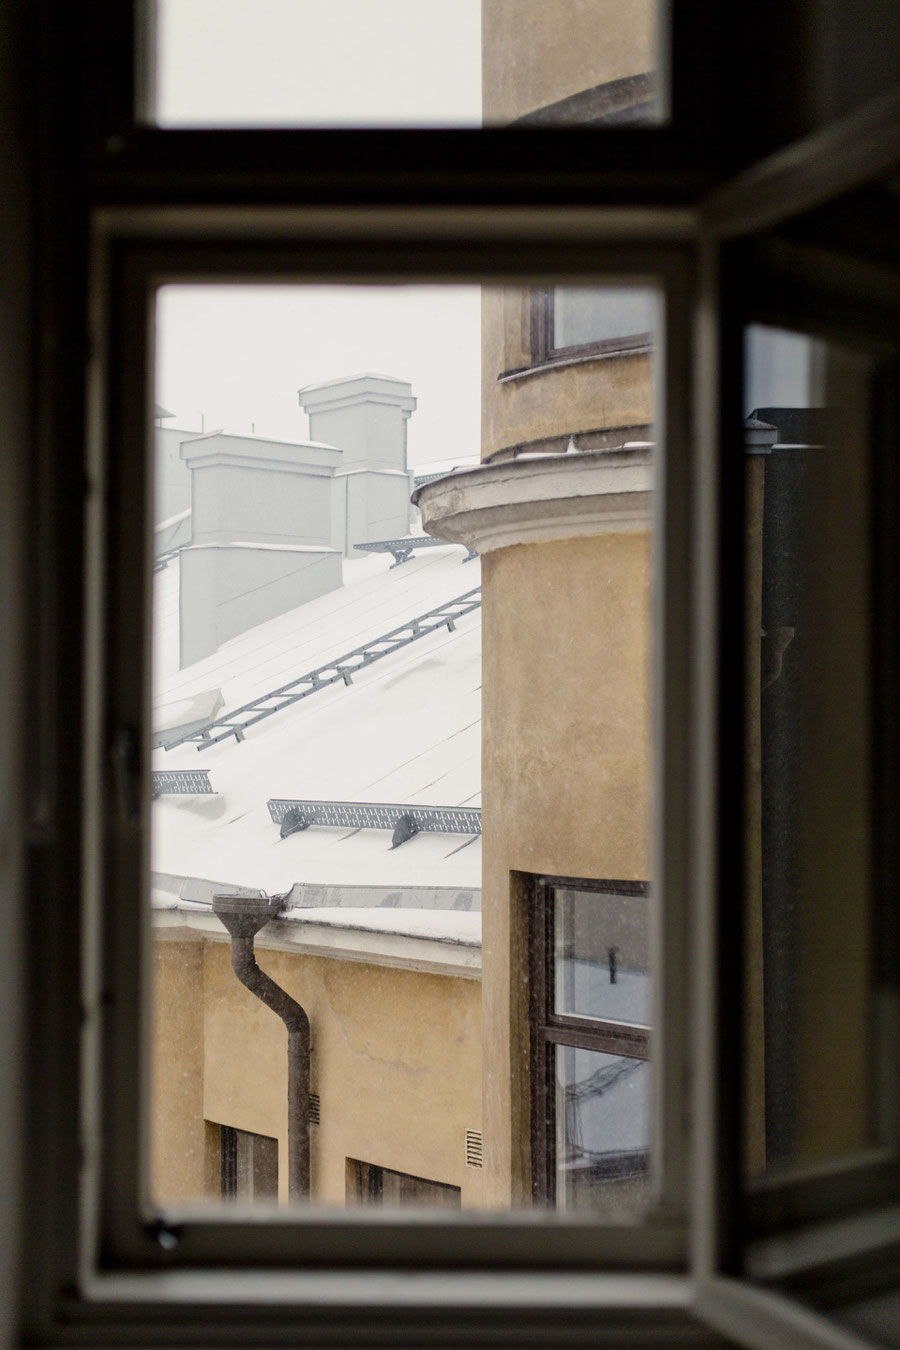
[161,586,482,752]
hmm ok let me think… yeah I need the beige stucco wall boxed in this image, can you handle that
[482,0,657,123]
[150,939,207,1205]
[480,288,654,460]
[480,532,651,1205]
[151,936,483,1208]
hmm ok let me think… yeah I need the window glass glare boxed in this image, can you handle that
[148,0,664,128]
[553,287,658,350]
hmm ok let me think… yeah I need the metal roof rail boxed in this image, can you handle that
[163,586,482,752]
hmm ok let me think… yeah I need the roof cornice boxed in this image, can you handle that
[412,447,653,555]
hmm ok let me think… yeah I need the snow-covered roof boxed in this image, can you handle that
[153,903,482,979]
[152,544,482,920]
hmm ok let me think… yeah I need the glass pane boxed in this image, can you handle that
[553,287,657,349]
[349,1159,461,1208]
[553,886,650,1027]
[742,323,897,1181]
[555,1047,650,1213]
[221,1126,279,1202]
[148,278,660,1214]
[147,0,664,128]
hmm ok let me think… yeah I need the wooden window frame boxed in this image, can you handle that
[11,0,900,1345]
[529,876,651,1207]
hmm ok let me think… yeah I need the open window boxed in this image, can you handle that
[12,1,900,1348]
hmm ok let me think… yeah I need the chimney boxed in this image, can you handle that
[298,374,417,556]
[176,432,343,668]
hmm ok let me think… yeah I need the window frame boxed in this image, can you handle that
[17,1,900,1345]
[530,287,655,366]
[529,876,651,1208]
[731,269,900,1246]
[86,221,694,1284]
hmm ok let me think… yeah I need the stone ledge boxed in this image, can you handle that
[411,447,653,555]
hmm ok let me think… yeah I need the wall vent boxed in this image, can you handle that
[465,1129,483,1168]
[310,1093,320,1126]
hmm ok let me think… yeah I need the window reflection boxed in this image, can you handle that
[554,886,650,1027]
[743,324,892,1181]
[555,1048,649,1212]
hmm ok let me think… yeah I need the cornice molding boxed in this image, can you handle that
[411,448,653,555]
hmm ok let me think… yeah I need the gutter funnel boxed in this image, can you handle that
[212,893,311,1200]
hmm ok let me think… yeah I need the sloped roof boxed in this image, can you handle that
[151,545,482,906]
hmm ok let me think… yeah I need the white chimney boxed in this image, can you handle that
[298,374,417,557]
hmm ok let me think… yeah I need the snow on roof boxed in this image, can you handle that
[154,507,192,533]
[152,545,482,900]
[282,905,480,945]
[413,456,480,478]
[298,372,411,395]
[179,541,339,554]
[153,902,482,977]
[154,687,224,736]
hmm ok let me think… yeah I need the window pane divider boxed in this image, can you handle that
[543,1025,651,1056]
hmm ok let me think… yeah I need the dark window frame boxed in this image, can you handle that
[13,0,900,1344]
[529,875,651,1207]
[530,287,655,366]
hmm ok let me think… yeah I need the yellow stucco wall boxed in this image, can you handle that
[150,939,207,1205]
[151,937,483,1208]
[482,0,657,123]
[480,533,652,1205]
[480,288,654,459]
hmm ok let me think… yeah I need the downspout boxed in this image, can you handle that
[212,894,310,1199]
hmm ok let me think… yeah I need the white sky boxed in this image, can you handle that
[154,0,482,128]
[156,285,483,466]
[154,4,484,467]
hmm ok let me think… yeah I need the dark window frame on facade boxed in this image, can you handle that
[529,875,651,1208]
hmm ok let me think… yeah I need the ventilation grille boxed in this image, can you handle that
[465,1129,483,1168]
[309,1093,320,1126]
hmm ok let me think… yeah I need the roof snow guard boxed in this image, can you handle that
[268,799,482,848]
[152,769,214,795]
[354,536,477,567]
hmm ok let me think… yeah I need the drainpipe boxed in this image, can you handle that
[212,894,310,1200]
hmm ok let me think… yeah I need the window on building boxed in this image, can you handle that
[529,877,651,1212]
[348,1160,461,1209]
[532,286,658,364]
[220,1125,279,1202]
